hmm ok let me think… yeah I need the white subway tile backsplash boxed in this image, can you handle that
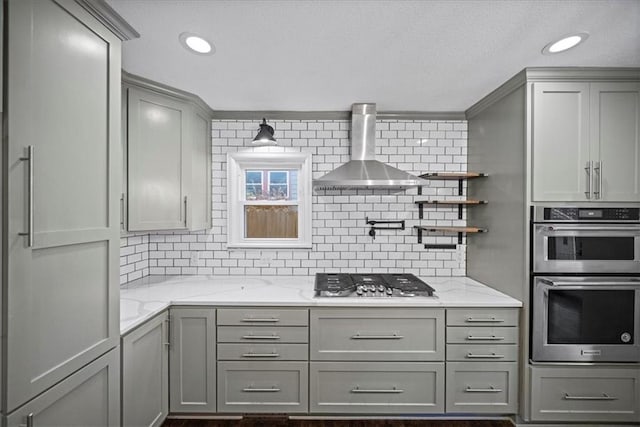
[119,118,468,283]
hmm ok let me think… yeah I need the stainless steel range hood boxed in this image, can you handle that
[313,103,427,190]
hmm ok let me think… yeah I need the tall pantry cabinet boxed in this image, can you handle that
[2,1,136,425]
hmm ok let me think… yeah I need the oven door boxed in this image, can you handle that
[532,276,640,362]
[533,224,640,274]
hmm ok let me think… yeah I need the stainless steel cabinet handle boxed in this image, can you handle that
[351,386,404,394]
[563,392,617,401]
[242,387,281,392]
[584,161,592,199]
[18,146,34,247]
[26,413,34,427]
[242,353,280,358]
[351,333,403,339]
[120,193,125,230]
[465,317,504,323]
[465,386,502,393]
[241,318,280,323]
[164,317,171,347]
[184,196,188,226]
[241,335,281,340]
[466,335,505,341]
[466,352,505,359]
[593,161,602,199]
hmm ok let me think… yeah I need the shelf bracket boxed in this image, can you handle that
[417,227,423,244]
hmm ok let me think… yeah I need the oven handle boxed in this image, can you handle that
[538,278,640,288]
[543,225,640,232]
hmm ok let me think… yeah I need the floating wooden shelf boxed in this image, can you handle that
[418,172,487,196]
[415,199,488,220]
[416,172,488,248]
[415,199,487,205]
[414,225,487,245]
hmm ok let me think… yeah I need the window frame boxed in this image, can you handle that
[227,150,312,249]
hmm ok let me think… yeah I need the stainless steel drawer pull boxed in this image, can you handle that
[241,318,280,323]
[242,386,281,392]
[241,335,281,340]
[465,386,502,393]
[563,392,617,401]
[466,352,504,359]
[466,335,504,341]
[351,333,404,339]
[18,146,34,247]
[242,353,280,358]
[466,317,504,323]
[351,386,404,394]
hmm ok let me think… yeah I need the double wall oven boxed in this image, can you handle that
[531,206,640,363]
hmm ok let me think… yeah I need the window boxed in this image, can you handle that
[227,151,312,248]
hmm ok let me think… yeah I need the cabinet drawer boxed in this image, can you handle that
[217,326,308,343]
[311,308,444,361]
[217,343,308,361]
[446,344,518,362]
[530,365,640,422]
[217,361,308,413]
[217,308,308,326]
[446,362,517,414]
[447,308,518,327]
[310,362,444,413]
[446,327,518,344]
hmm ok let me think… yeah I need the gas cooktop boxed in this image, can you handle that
[314,273,435,297]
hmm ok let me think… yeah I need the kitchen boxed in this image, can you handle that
[2,1,639,427]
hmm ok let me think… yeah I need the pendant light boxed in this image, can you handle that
[252,118,277,145]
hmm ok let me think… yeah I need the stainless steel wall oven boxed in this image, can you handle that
[531,206,640,363]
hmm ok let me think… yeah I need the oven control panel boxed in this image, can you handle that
[541,207,640,222]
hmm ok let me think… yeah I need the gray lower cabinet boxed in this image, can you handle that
[122,312,169,427]
[169,308,217,413]
[217,361,308,413]
[530,365,640,423]
[5,348,120,427]
[445,308,519,414]
[309,362,444,414]
[216,308,310,413]
[310,308,445,361]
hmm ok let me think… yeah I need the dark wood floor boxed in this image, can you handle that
[162,417,514,427]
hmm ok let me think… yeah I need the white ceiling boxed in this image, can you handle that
[106,0,640,113]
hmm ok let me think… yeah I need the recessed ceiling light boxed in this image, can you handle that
[542,32,589,55]
[179,32,215,55]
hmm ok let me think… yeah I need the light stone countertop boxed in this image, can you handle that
[120,275,522,335]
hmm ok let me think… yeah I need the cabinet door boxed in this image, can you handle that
[5,348,120,427]
[127,88,189,231]
[591,81,640,201]
[187,106,212,230]
[169,308,217,412]
[5,0,120,411]
[122,312,168,427]
[532,82,591,201]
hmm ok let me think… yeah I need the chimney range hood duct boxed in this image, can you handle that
[313,103,428,190]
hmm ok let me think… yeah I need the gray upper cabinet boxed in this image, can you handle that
[123,75,213,232]
[4,0,121,412]
[532,81,640,202]
[127,87,190,230]
[591,82,640,201]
